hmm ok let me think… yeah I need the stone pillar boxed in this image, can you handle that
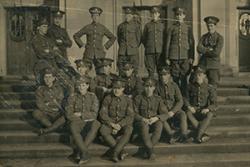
[0,4,7,76]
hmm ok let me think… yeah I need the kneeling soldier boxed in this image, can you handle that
[120,62,143,98]
[99,77,134,162]
[65,76,100,164]
[134,78,168,160]
[184,68,217,143]
[33,68,65,135]
[156,67,188,143]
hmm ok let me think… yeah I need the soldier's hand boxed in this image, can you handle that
[44,49,50,53]
[74,112,81,117]
[112,129,118,135]
[166,59,171,65]
[149,117,159,125]
[188,58,194,64]
[168,111,175,118]
[51,108,59,112]
[53,46,59,51]
[188,106,196,114]
[142,118,150,125]
[201,108,210,114]
[56,39,63,44]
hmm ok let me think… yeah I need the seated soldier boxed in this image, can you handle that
[99,77,134,162]
[72,58,96,92]
[32,68,65,135]
[65,76,100,164]
[184,68,217,143]
[95,58,116,102]
[134,78,168,160]
[120,61,143,98]
[156,67,188,143]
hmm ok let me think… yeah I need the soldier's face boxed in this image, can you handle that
[113,87,124,97]
[125,14,133,22]
[44,74,55,87]
[78,83,89,95]
[151,12,160,21]
[144,85,155,96]
[124,68,134,77]
[207,23,216,33]
[77,66,88,76]
[162,73,171,84]
[103,65,111,75]
[54,17,62,26]
[38,25,48,35]
[91,14,100,23]
[175,13,186,22]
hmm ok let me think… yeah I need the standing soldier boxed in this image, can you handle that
[99,78,134,162]
[73,7,116,68]
[165,7,194,93]
[65,76,100,164]
[32,68,65,135]
[142,6,165,77]
[184,68,217,143]
[47,10,72,59]
[95,58,116,102]
[117,7,142,74]
[134,78,168,160]
[156,67,188,143]
[197,16,224,87]
[120,62,143,98]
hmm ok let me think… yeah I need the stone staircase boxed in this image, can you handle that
[1,76,250,166]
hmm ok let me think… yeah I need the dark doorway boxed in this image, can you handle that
[238,7,250,72]
[6,7,51,76]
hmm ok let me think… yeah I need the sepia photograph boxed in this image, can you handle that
[0,0,250,166]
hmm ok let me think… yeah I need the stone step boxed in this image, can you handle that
[217,96,250,104]
[219,78,250,88]
[1,104,250,120]
[1,113,250,131]
[2,153,250,167]
[217,88,249,96]
[0,100,36,109]
[0,131,69,144]
[1,137,250,159]
[1,126,250,144]
[0,84,36,92]
[0,92,35,100]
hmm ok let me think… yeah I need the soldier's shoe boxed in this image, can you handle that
[149,152,156,161]
[78,152,90,165]
[195,134,210,144]
[119,150,129,161]
[38,128,48,136]
[111,153,119,163]
[68,152,80,163]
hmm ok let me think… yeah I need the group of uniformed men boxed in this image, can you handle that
[30,5,223,165]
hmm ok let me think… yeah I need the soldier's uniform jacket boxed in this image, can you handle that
[197,31,224,69]
[184,82,217,112]
[166,22,194,60]
[65,91,99,121]
[35,82,64,113]
[73,22,116,60]
[47,24,72,58]
[99,94,134,127]
[156,80,183,113]
[142,20,165,54]
[134,94,169,122]
[122,74,143,97]
[31,33,58,60]
[117,20,141,56]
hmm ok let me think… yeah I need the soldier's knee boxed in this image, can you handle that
[123,126,133,136]
[32,110,43,120]
[100,125,111,136]
[206,112,214,119]
[92,120,101,129]
[178,110,187,120]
